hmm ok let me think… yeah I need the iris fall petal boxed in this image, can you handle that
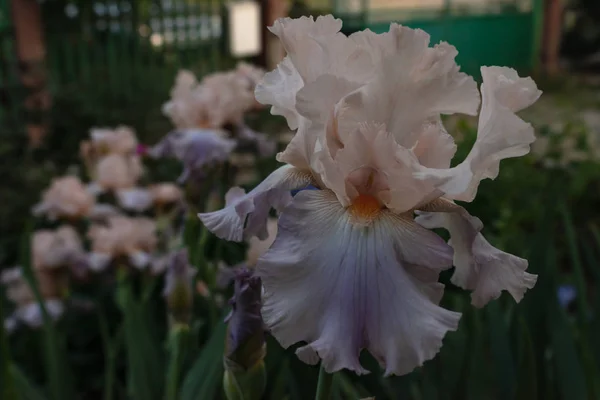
[257,190,460,375]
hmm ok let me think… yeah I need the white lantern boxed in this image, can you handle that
[226,1,262,58]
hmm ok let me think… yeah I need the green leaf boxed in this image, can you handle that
[549,304,587,400]
[121,281,164,400]
[486,300,516,399]
[546,254,588,400]
[10,364,48,400]
[336,373,369,400]
[439,295,468,400]
[560,203,589,323]
[165,325,190,400]
[1,296,18,400]
[19,220,73,400]
[466,309,489,400]
[514,315,537,400]
[268,359,291,400]
[180,320,227,400]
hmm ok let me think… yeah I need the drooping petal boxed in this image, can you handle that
[257,190,459,375]
[415,199,537,307]
[246,217,278,266]
[198,165,314,241]
[415,67,542,202]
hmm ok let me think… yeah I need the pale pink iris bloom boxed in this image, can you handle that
[199,16,540,376]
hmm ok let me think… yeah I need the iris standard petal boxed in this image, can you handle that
[339,26,480,147]
[255,56,304,130]
[198,165,313,241]
[257,190,460,375]
[416,199,537,307]
[415,67,542,201]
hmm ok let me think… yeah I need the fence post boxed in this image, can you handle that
[541,0,562,76]
[264,0,287,70]
[10,0,49,146]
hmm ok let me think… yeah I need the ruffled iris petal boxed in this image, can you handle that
[416,200,537,307]
[198,165,313,241]
[257,190,460,376]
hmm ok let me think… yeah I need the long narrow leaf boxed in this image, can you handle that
[19,221,72,400]
[180,320,227,400]
[546,236,588,400]
[121,281,164,400]
[10,364,48,400]
[514,315,537,400]
[486,300,516,399]
[560,203,589,322]
[1,296,18,400]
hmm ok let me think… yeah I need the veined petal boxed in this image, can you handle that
[257,190,459,376]
[198,165,313,241]
[416,67,542,201]
[415,199,537,307]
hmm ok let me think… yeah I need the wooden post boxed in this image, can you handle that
[10,0,50,146]
[542,0,563,76]
[264,0,288,70]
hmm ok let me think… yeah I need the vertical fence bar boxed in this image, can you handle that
[198,0,207,77]
[182,0,192,68]
[78,0,92,87]
[209,0,220,72]
[157,0,169,102]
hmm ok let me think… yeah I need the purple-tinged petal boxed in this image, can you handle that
[150,129,236,181]
[225,268,265,369]
[257,190,459,376]
[198,165,313,241]
[416,199,537,307]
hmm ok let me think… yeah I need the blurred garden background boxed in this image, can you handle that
[2,0,600,399]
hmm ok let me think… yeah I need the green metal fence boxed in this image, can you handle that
[43,0,230,103]
[330,0,543,78]
[1,0,235,138]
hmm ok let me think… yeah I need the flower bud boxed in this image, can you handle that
[223,269,266,400]
[163,249,196,325]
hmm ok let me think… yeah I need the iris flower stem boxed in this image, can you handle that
[315,364,334,400]
[166,325,188,400]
